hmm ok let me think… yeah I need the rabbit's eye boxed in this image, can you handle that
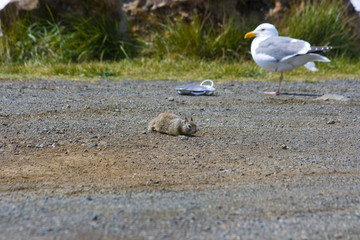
[187,124,192,129]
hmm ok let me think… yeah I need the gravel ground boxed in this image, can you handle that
[0,78,359,239]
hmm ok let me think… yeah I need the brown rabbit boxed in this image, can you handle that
[148,112,197,136]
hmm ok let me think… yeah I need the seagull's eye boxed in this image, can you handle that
[261,28,265,31]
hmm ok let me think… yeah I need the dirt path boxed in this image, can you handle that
[0,78,359,239]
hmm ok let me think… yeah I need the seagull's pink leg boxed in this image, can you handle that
[264,72,283,95]
[275,71,283,95]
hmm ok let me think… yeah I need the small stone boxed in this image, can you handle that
[327,120,336,124]
[168,97,174,101]
[335,233,343,239]
[91,143,98,147]
[41,128,50,134]
[180,136,189,140]
[99,141,109,147]
[220,169,233,174]
[281,144,288,149]
[316,94,349,101]
[35,144,44,148]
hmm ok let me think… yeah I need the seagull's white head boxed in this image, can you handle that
[244,23,279,39]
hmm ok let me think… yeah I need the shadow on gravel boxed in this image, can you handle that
[280,92,322,97]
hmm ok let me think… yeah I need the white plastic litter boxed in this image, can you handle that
[175,80,216,96]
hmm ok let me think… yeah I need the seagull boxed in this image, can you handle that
[244,23,332,95]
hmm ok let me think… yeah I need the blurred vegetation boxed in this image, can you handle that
[64,15,139,61]
[0,8,140,63]
[0,0,359,65]
[152,15,257,60]
[281,0,360,58]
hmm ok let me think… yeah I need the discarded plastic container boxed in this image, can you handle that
[175,80,215,96]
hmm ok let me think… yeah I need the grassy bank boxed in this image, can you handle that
[0,0,359,82]
[0,57,359,82]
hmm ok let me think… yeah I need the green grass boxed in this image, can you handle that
[282,0,359,58]
[1,17,64,63]
[0,57,359,82]
[152,15,256,60]
[0,10,139,63]
[64,15,139,62]
[0,1,359,83]
[1,1,359,64]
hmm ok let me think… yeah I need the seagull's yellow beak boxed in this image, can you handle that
[244,31,256,39]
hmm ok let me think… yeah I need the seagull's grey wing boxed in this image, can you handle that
[256,36,310,62]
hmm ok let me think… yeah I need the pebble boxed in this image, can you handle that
[41,129,50,134]
[327,120,336,124]
[220,169,233,174]
[168,97,174,101]
[99,141,109,147]
[316,94,349,101]
[180,136,189,140]
[35,144,44,148]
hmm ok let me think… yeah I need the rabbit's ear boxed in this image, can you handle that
[190,117,194,122]
[185,117,189,122]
